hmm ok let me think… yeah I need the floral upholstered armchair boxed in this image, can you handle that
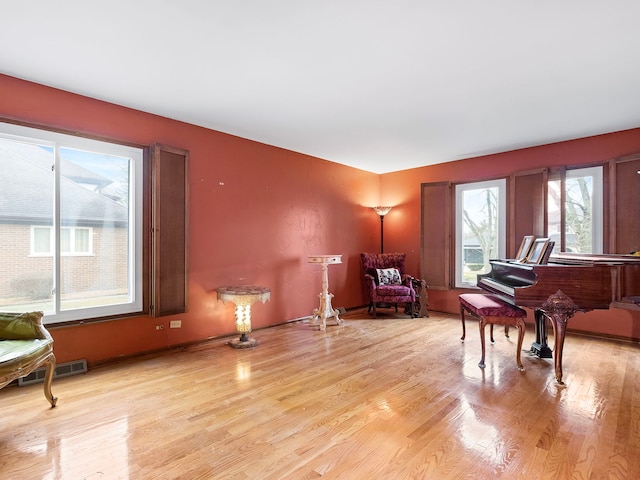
[361,252,418,318]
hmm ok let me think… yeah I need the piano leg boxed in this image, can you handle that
[530,308,553,359]
[546,312,568,385]
[535,290,579,385]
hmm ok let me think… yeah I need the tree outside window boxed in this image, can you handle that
[455,179,506,287]
[548,166,603,254]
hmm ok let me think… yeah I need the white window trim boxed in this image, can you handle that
[566,166,603,254]
[1,122,143,324]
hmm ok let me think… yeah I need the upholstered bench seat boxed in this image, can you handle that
[459,293,527,371]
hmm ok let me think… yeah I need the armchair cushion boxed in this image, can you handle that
[375,284,413,297]
[376,268,402,285]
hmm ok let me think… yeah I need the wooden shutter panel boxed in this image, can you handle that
[421,181,451,290]
[611,154,640,254]
[510,169,548,257]
[151,144,189,317]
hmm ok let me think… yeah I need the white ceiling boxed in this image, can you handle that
[2,1,640,174]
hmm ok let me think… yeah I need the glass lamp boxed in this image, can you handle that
[216,286,270,348]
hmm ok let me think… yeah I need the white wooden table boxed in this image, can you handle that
[308,255,343,331]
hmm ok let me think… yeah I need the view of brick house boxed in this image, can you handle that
[0,139,129,310]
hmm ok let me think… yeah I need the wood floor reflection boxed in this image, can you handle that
[1,309,639,479]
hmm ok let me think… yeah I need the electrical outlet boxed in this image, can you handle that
[155,324,163,330]
[170,320,182,328]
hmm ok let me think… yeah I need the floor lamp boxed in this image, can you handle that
[372,206,392,253]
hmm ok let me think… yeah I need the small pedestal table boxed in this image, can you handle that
[308,255,344,331]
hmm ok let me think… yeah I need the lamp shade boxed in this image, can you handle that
[373,206,392,217]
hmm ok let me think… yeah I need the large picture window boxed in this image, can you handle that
[548,166,603,254]
[0,122,143,324]
[455,179,506,288]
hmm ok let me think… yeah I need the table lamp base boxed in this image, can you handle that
[228,333,258,349]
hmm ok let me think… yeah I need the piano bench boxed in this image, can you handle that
[459,293,527,371]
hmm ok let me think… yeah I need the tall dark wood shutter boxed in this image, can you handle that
[421,181,452,290]
[150,144,189,317]
[509,169,548,257]
[611,154,640,254]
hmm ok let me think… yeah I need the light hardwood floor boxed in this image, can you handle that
[1,309,639,479]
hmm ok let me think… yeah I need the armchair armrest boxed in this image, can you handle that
[363,273,377,291]
[401,274,415,289]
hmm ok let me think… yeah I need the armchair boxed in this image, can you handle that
[0,311,57,407]
[361,252,417,318]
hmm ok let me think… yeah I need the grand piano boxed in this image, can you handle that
[477,252,640,384]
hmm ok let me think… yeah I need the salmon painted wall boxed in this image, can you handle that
[0,74,383,365]
[380,129,640,340]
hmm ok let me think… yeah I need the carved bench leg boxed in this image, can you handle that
[489,325,511,343]
[515,318,526,371]
[478,317,487,368]
[43,354,57,407]
[462,306,498,344]
[462,306,497,344]
[479,316,525,371]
